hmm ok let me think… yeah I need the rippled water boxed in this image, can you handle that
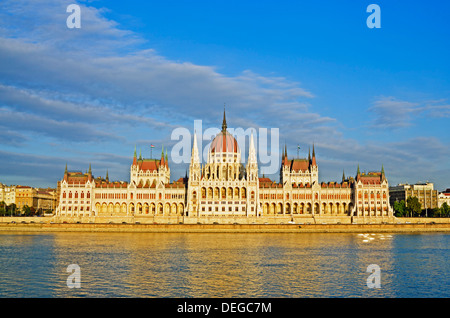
[0,232,448,298]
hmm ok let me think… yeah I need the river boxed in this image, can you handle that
[0,232,448,298]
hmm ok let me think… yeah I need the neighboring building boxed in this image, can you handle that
[35,188,57,211]
[389,182,439,211]
[1,183,56,212]
[15,186,35,210]
[0,183,5,203]
[438,189,450,208]
[1,185,16,206]
[56,110,393,222]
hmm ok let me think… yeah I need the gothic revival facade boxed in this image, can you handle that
[56,110,393,222]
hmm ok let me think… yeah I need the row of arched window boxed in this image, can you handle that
[193,187,255,200]
[62,191,90,199]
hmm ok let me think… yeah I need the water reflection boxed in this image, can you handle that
[0,232,448,297]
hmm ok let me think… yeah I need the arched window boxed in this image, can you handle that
[201,188,206,199]
[63,192,66,199]
[221,188,226,199]
[69,192,72,199]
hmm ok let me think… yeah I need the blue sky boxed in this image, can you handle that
[0,0,449,190]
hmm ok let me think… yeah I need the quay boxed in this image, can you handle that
[0,216,450,233]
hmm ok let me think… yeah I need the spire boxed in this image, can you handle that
[133,145,137,166]
[381,164,386,181]
[160,145,165,168]
[139,148,142,160]
[65,162,68,174]
[165,149,168,168]
[283,143,288,166]
[191,131,200,164]
[106,169,109,182]
[88,163,92,175]
[357,164,361,176]
[312,143,317,166]
[248,131,257,164]
[342,169,346,182]
[308,147,311,162]
[222,104,227,133]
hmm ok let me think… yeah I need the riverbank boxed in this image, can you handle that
[1,222,450,233]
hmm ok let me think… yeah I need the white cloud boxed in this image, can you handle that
[0,0,448,191]
[368,96,450,129]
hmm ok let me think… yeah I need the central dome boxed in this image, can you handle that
[210,131,239,154]
[210,107,239,154]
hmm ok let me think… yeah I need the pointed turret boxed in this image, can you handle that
[381,164,386,181]
[165,149,169,168]
[248,131,257,164]
[342,169,346,182]
[160,145,165,168]
[106,169,109,182]
[312,144,317,166]
[88,163,92,175]
[133,145,137,166]
[139,148,142,160]
[222,105,227,133]
[191,131,200,164]
[283,144,288,167]
[357,164,361,180]
[65,163,68,174]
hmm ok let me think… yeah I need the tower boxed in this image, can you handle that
[246,131,258,182]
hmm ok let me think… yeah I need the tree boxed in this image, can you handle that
[22,205,31,216]
[393,200,406,217]
[406,196,421,217]
[430,207,441,218]
[441,202,450,218]
[0,201,6,216]
[7,203,16,216]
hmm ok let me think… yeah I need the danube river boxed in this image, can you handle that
[0,232,448,298]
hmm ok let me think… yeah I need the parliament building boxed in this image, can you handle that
[56,110,394,224]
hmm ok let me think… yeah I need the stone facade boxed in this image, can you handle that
[56,111,394,223]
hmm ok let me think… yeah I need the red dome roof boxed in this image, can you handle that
[210,131,239,153]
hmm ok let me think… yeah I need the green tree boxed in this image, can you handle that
[406,196,421,217]
[22,205,31,216]
[7,203,16,216]
[0,201,6,216]
[431,207,441,218]
[393,200,406,217]
[441,202,450,218]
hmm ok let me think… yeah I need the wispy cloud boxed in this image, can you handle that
[0,0,329,185]
[368,96,450,129]
[0,0,448,191]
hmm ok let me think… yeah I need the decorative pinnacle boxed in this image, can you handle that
[222,104,227,133]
